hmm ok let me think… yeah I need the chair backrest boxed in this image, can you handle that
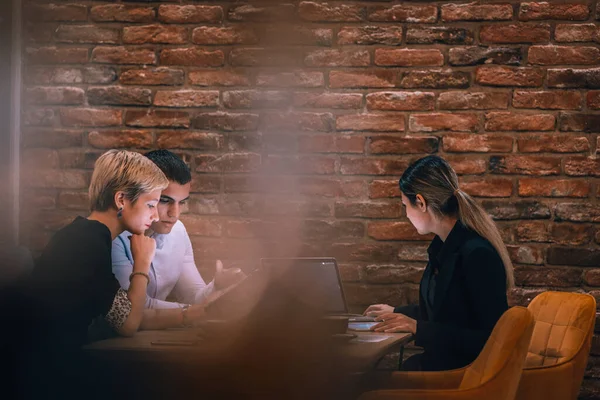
[525,291,596,368]
[460,306,534,392]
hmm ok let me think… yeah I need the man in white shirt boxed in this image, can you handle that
[112,150,243,329]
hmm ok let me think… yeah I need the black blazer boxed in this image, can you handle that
[395,221,508,371]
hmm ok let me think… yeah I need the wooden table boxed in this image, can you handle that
[83,327,413,399]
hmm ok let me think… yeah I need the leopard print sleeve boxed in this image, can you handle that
[104,288,132,331]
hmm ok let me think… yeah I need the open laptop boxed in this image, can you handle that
[259,257,375,322]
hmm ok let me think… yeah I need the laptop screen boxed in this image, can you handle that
[260,258,347,314]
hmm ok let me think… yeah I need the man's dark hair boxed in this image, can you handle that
[144,149,192,185]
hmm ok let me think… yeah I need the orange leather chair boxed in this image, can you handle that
[516,291,596,400]
[359,306,535,400]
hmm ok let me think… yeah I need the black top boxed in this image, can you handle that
[395,221,508,371]
[28,216,120,350]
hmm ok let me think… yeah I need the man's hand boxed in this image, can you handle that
[363,304,394,318]
[371,312,417,334]
[214,260,246,290]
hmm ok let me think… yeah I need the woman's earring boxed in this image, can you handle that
[117,207,123,219]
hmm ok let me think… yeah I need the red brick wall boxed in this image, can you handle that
[19,1,600,396]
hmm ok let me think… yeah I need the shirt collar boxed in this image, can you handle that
[427,220,470,265]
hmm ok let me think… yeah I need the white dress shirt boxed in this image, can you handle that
[112,220,214,309]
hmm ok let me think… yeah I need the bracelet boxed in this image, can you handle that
[129,272,150,286]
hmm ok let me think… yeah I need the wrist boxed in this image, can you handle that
[181,304,192,327]
[129,271,150,286]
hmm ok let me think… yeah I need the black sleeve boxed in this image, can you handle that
[394,304,420,319]
[414,246,508,361]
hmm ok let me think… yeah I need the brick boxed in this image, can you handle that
[91,5,155,23]
[508,288,545,307]
[459,178,513,197]
[514,266,581,287]
[298,2,364,22]
[480,23,551,43]
[256,71,323,88]
[564,156,600,176]
[441,3,513,21]
[55,25,119,44]
[305,220,365,241]
[446,156,488,175]
[191,176,221,194]
[261,112,334,132]
[529,45,600,65]
[227,4,295,22]
[519,2,590,21]
[513,90,582,110]
[407,27,474,45]
[337,114,404,132]
[189,69,249,87]
[364,264,424,284]
[368,221,432,241]
[196,153,262,174]
[438,92,509,110]
[27,3,87,22]
[548,67,600,88]
[25,87,84,105]
[158,5,222,23]
[449,47,522,66]
[368,5,437,23]
[555,203,600,222]
[88,130,153,149]
[154,90,219,108]
[555,24,599,42]
[223,90,290,109]
[587,91,600,109]
[24,169,88,189]
[192,112,259,132]
[517,134,590,153]
[57,191,89,211]
[551,224,592,245]
[192,27,258,45]
[409,113,479,132]
[329,70,396,88]
[559,113,600,132]
[369,180,401,199]
[297,178,365,198]
[83,66,117,84]
[58,148,101,169]
[160,48,224,67]
[507,245,544,265]
[22,148,59,170]
[305,49,370,67]
[87,86,152,106]
[26,46,88,64]
[293,92,362,109]
[338,26,402,45]
[367,92,435,111]
[443,133,513,153]
[490,155,561,175]
[482,200,551,220]
[518,179,590,197]
[476,67,544,87]
[180,216,222,237]
[125,110,189,129]
[375,49,444,67]
[335,201,403,219]
[262,26,333,46]
[60,108,121,127]
[484,112,555,131]
[22,128,82,148]
[228,134,262,152]
[547,248,600,267]
[120,67,184,86]
[585,270,600,286]
[26,67,83,85]
[92,47,156,65]
[340,157,410,175]
[263,155,334,175]
[400,70,470,89]
[230,48,297,67]
[123,25,187,45]
[298,135,364,154]
[24,23,55,44]
[370,136,439,154]
[23,108,58,126]
[157,132,223,151]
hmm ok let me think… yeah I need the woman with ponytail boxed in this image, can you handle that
[364,155,513,371]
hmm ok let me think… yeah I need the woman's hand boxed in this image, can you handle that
[371,312,417,334]
[363,304,394,318]
[214,260,246,290]
[129,234,156,272]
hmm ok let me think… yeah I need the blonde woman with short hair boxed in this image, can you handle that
[364,155,512,372]
[22,150,168,396]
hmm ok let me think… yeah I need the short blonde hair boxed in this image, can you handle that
[89,150,169,212]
